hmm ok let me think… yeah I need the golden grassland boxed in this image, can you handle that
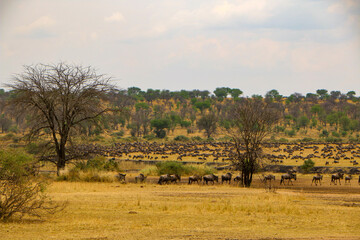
[1,177,360,240]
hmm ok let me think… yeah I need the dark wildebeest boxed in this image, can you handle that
[203,174,218,185]
[188,175,202,184]
[221,173,232,184]
[311,174,323,186]
[135,173,147,183]
[116,173,126,182]
[233,175,243,183]
[170,174,181,183]
[280,172,296,185]
[330,172,344,185]
[158,174,171,185]
[345,175,352,185]
[263,174,275,183]
[358,175,360,185]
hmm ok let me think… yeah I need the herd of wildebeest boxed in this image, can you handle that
[76,141,360,187]
[73,141,360,166]
[115,171,360,186]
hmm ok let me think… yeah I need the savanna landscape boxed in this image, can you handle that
[1,1,360,240]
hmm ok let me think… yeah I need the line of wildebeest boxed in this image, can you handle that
[115,171,360,186]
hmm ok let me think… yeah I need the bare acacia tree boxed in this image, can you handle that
[8,63,115,175]
[229,99,279,187]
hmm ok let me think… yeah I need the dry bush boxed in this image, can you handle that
[0,149,63,221]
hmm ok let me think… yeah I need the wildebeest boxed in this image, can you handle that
[203,174,218,185]
[170,174,181,183]
[345,175,352,185]
[358,175,360,185]
[280,172,296,185]
[135,173,147,183]
[158,174,171,185]
[221,173,232,184]
[330,172,344,185]
[116,173,126,182]
[311,174,323,186]
[233,175,243,183]
[263,174,275,183]
[188,175,202,184]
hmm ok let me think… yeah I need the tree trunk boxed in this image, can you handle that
[56,144,66,176]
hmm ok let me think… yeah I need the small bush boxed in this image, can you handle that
[325,137,342,143]
[110,130,124,138]
[278,138,289,143]
[0,149,61,221]
[285,129,296,137]
[191,136,203,142]
[301,159,315,173]
[174,135,189,141]
[74,156,120,172]
[141,162,217,176]
[143,134,156,141]
[331,131,340,137]
[301,137,314,142]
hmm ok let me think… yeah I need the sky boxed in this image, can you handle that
[0,0,359,97]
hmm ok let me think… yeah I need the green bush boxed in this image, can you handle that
[301,159,315,174]
[285,129,296,137]
[141,162,217,176]
[191,136,203,142]
[301,137,314,142]
[110,130,124,138]
[174,135,189,141]
[0,149,60,221]
[325,137,342,143]
[331,131,340,137]
[278,138,289,143]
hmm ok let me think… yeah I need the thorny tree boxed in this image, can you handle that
[8,63,115,175]
[229,99,279,187]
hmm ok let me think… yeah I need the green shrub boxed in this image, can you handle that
[74,156,120,172]
[110,130,124,138]
[278,138,289,143]
[325,137,342,143]
[331,131,340,137]
[141,162,217,176]
[191,136,203,142]
[285,129,296,137]
[301,159,315,173]
[174,135,189,141]
[143,134,156,141]
[301,137,314,142]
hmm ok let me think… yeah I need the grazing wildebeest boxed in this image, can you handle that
[280,172,296,185]
[170,174,181,183]
[221,173,232,184]
[345,175,352,185]
[311,174,323,186]
[158,174,171,185]
[188,175,202,184]
[263,174,275,183]
[135,173,147,183]
[330,172,344,185]
[203,174,218,185]
[233,175,243,183]
[116,173,126,182]
[358,175,360,185]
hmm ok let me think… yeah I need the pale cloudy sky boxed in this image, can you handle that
[1,0,359,96]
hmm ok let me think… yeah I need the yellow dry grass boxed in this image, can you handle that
[1,182,359,240]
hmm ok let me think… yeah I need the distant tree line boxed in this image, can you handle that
[1,86,360,142]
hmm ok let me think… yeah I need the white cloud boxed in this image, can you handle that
[16,16,55,34]
[104,12,124,23]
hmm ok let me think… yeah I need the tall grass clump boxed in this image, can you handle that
[57,156,120,182]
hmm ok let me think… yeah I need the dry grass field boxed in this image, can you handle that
[1,176,360,240]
